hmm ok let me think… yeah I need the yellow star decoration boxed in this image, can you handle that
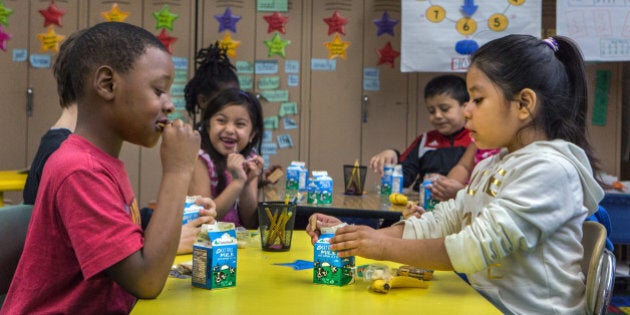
[263,32,290,58]
[323,34,350,60]
[37,26,65,53]
[219,33,240,58]
[101,3,130,22]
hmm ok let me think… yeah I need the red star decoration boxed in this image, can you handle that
[263,12,289,34]
[39,1,65,28]
[323,11,348,36]
[376,42,400,68]
[156,29,177,54]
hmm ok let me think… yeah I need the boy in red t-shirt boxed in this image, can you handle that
[2,22,205,314]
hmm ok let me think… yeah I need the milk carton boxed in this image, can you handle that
[311,171,333,205]
[286,161,307,201]
[192,222,238,289]
[182,195,202,224]
[313,224,355,286]
[391,165,404,194]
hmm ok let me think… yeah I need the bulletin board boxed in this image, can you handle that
[400,0,542,72]
[556,1,630,61]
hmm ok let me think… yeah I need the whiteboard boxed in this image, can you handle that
[401,0,542,72]
[556,0,630,61]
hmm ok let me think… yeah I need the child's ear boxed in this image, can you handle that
[516,88,537,120]
[94,66,115,101]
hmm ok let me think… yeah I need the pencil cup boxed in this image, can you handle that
[258,201,297,251]
[343,164,367,195]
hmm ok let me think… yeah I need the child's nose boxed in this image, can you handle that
[163,96,175,114]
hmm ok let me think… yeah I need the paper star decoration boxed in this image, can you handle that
[37,26,65,53]
[264,32,290,58]
[219,33,241,58]
[323,11,348,36]
[373,11,398,37]
[0,1,14,27]
[215,7,241,33]
[153,5,178,31]
[39,0,65,28]
[263,12,289,34]
[0,25,11,51]
[323,34,350,60]
[102,3,130,22]
[376,42,400,68]
[156,29,177,54]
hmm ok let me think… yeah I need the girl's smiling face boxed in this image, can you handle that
[207,104,255,156]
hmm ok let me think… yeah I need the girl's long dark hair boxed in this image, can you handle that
[199,88,263,193]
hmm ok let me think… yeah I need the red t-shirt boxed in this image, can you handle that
[1,135,144,314]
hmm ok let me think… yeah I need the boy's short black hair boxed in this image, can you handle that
[54,30,84,108]
[66,22,168,101]
[424,75,469,105]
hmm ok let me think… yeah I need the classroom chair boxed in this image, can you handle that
[0,204,33,306]
[582,221,616,315]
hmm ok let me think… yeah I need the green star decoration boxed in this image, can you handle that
[264,32,290,58]
[152,5,178,31]
[0,1,14,27]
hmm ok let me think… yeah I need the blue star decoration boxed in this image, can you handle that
[215,7,241,33]
[373,11,398,37]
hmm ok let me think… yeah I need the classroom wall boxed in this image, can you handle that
[0,0,627,205]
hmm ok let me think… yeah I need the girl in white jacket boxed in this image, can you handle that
[306,34,604,314]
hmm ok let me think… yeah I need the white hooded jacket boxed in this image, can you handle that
[401,140,604,314]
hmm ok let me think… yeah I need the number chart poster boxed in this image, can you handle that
[556,1,630,61]
[401,0,541,72]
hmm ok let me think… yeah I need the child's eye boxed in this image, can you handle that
[472,97,483,104]
[155,88,165,96]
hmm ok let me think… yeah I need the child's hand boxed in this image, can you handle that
[429,175,465,201]
[306,213,343,244]
[369,149,398,177]
[243,155,264,183]
[403,202,425,219]
[226,153,248,182]
[160,119,200,175]
[329,224,385,260]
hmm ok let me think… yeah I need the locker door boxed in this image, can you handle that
[361,0,411,193]
[138,0,196,207]
[253,1,303,176]
[27,0,81,167]
[308,1,364,192]
[0,0,29,173]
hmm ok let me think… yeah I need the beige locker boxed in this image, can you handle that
[0,0,82,204]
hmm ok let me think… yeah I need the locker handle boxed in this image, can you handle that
[362,95,369,123]
[27,88,33,117]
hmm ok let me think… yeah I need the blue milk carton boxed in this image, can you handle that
[391,165,404,194]
[192,222,238,289]
[307,178,319,204]
[313,224,355,286]
[380,165,394,204]
[313,171,333,205]
[182,195,202,224]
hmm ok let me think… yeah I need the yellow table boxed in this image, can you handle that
[0,170,28,207]
[131,233,501,314]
